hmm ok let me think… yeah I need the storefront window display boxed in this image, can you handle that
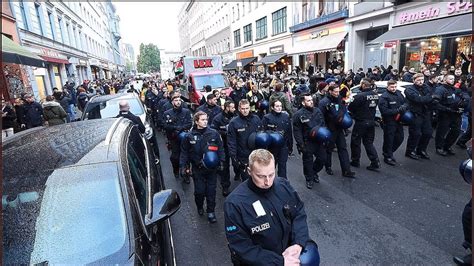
[404,38,442,70]
[455,36,472,67]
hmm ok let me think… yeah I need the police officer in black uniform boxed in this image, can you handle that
[405,73,437,160]
[180,111,225,223]
[434,74,468,156]
[293,93,327,189]
[348,78,380,170]
[378,80,408,165]
[262,99,293,179]
[156,90,171,130]
[318,85,356,178]
[228,99,262,181]
[163,93,193,178]
[197,93,222,125]
[224,149,311,265]
[211,100,237,196]
[116,100,145,134]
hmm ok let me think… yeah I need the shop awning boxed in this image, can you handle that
[223,59,238,70]
[39,55,69,64]
[288,31,347,55]
[369,13,472,44]
[254,53,287,65]
[2,34,45,67]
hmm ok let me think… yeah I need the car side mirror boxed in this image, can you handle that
[145,189,181,226]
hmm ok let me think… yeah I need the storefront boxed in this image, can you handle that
[224,50,257,73]
[370,1,472,71]
[254,45,293,74]
[289,9,349,71]
[89,59,101,80]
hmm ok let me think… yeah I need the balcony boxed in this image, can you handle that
[290,9,349,33]
[353,1,385,16]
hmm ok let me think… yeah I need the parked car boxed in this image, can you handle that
[2,118,180,264]
[81,93,154,139]
[349,81,413,119]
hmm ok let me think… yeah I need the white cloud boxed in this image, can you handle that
[114,2,183,60]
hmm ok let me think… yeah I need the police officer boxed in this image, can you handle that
[262,99,293,179]
[318,85,355,178]
[405,73,437,160]
[197,93,222,124]
[157,90,172,130]
[224,149,311,265]
[116,100,145,134]
[211,100,238,196]
[293,94,327,189]
[163,93,193,178]
[378,80,407,165]
[434,74,468,156]
[228,99,262,181]
[144,85,161,127]
[348,78,380,171]
[180,111,225,223]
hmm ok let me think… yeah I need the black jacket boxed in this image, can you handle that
[434,83,469,113]
[21,101,43,128]
[378,90,405,122]
[224,177,310,266]
[292,107,325,146]
[404,84,433,115]
[230,88,247,105]
[211,111,236,144]
[262,110,293,150]
[179,127,225,168]
[163,106,193,139]
[348,89,379,121]
[318,95,346,131]
[116,111,145,133]
[196,103,222,124]
[227,113,262,162]
[2,105,16,129]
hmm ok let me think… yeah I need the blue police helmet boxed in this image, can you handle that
[268,131,285,148]
[340,112,353,129]
[248,131,271,149]
[400,111,415,125]
[257,100,270,111]
[300,241,320,266]
[459,159,472,184]
[309,126,332,142]
[202,151,220,169]
[178,131,188,142]
[467,146,472,158]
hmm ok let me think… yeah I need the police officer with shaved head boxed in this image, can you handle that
[224,149,313,266]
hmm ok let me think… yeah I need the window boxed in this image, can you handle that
[318,0,324,16]
[66,22,72,45]
[58,17,65,43]
[48,11,56,40]
[234,29,241,47]
[302,0,308,22]
[243,23,252,43]
[256,16,267,40]
[325,1,334,15]
[19,0,29,30]
[34,3,44,35]
[237,4,240,20]
[127,128,149,217]
[232,7,235,22]
[272,7,287,35]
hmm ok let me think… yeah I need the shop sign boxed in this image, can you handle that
[310,29,329,39]
[40,48,66,59]
[236,50,254,59]
[384,41,397,48]
[89,59,100,66]
[79,59,88,66]
[398,2,472,25]
[269,45,284,54]
[409,53,420,61]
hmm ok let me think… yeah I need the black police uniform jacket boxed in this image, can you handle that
[292,106,325,146]
[318,95,346,131]
[196,103,222,125]
[224,177,310,265]
[211,111,236,144]
[378,90,405,123]
[404,84,433,116]
[262,110,293,150]
[227,113,262,162]
[116,111,146,134]
[434,83,469,113]
[348,89,379,121]
[163,106,193,139]
[179,127,225,168]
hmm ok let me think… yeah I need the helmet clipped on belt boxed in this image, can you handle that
[257,100,269,111]
[396,111,415,125]
[178,131,188,142]
[201,145,220,170]
[459,159,472,184]
[268,131,285,148]
[299,240,320,266]
[309,126,332,142]
[340,112,353,129]
[248,131,271,149]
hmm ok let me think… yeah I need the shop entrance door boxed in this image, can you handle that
[364,44,387,70]
[35,76,46,101]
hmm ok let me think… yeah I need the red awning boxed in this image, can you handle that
[40,55,69,64]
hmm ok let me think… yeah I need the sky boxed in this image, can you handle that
[114,2,183,60]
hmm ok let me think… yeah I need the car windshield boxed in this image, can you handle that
[194,74,229,91]
[85,97,144,120]
[3,163,127,264]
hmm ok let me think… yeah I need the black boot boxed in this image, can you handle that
[366,160,381,171]
[453,253,471,266]
[208,212,217,223]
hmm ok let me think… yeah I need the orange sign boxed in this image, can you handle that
[409,52,420,61]
[236,50,254,59]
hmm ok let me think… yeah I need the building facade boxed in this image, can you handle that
[10,0,124,100]
[121,43,137,76]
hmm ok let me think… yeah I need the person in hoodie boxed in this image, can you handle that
[262,99,293,179]
[42,95,67,126]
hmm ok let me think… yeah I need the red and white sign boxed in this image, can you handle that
[183,56,223,76]
[193,59,213,68]
[384,41,398,48]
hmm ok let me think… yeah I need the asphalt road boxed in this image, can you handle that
[156,125,471,265]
